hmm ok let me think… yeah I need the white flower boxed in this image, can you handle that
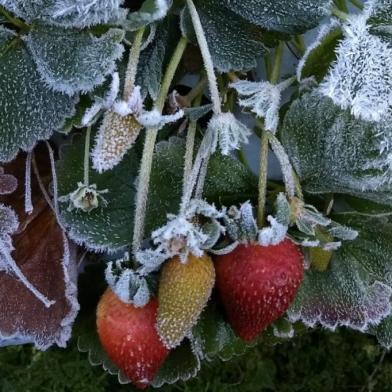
[207,112,251,155]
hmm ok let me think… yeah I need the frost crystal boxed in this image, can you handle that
[319,15,392,122]
[105,253,150,307]
[0,168,17,195]
[136,108,184,130]
[207,113,251,155]
[136,200,225,274]
[258,216,288,246]
[232,78,294,133]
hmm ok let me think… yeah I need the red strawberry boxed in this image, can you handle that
[215,239,304,342]
[96,289,169,389]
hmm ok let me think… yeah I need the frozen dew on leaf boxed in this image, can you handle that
[0,167,17,195]
[319,14,392,122]
[58,181,108,213]
[207,112,251,155]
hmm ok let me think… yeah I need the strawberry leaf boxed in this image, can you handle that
[368,0,392,43]
[0,0,127,28]
[181,0,266,72]
[25,25,124,96]
[57,130,139,252]
[220,0,333,34]
[0,28,76,162]
[281,92,392,206]
[191,304,250,361]
[152,341,200,387]
[288,214,392,332]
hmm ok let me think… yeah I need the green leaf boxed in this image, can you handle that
[369,315,392,349]
[191,304,250,361]
[298,23,343,82]
[0,30,76,162]
[25,25,124,95]
[57,130,138,252]
[368,0,392,42]
[181,0,266,72]
[0,0,127,28]
[281,92,392,206]
[136,17,180,100]
[152,341,200,387]
[288,214,392,331]
[125,0,172,31]
[145,137,257,234]
[220,0,333,34]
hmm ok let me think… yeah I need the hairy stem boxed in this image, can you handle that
[334,0,348,12]
[182,95,202,200]
[257,42,284,227]
[186,0,221,114]
[331,7,349,20]
[84,126,92,186]
[349,0,363,9]
[123,27,145,100]
[132,37,188,255]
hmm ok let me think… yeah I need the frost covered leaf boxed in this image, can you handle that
[220,0,332,34]
[297,22,343,82]
[191,304,250,361]
[288,214,392,331]
[145,137,257,234]
[136,18,180,100]
[0,29,76,162]
[181,0,266,72]
[367,0,392,42]
[281,92,392,206]
[152,340,200,387]
[0,0,127,28]
[369,315,392,348]
[57,130,138,252]
[0,169,17,195]
[25,25,124,96]
[0,153,79,350]
[125,0,172,31]
[105,253,150,307]
[319,15,392,122]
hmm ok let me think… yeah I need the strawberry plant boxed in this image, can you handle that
[1,0,392,389]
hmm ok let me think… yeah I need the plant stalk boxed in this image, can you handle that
[84,126,92,186]
[132,37,188,255]
[331,7,349,20]
[123,27,146,100]
[257,42,284,227]
[186,0,221,114]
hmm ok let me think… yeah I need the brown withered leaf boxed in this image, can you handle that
[0,147,79,349]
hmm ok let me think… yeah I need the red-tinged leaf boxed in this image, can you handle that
[0,149,79,349]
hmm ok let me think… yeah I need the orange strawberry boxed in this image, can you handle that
[96,289,169,389]
[157,253,215,348]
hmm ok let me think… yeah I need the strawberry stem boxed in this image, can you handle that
[132,37,188,256]
[123,27,145,101]
[83,126,92,186]
[186,0,222,115]
[257,42,284,227]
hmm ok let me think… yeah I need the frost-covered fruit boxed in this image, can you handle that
[157,253,215,349]
[96,289,169,389]
[215,240,304,342]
